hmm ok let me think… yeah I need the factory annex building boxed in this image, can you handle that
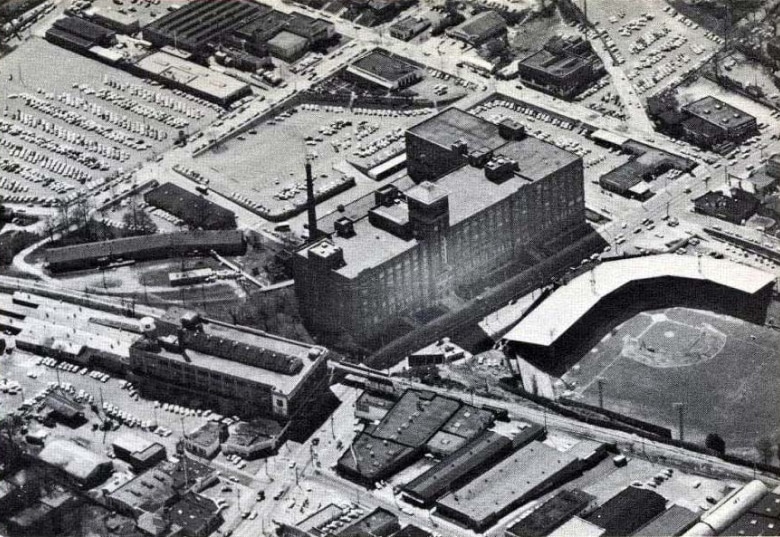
[129,309,329,422]
[293,107,585,341]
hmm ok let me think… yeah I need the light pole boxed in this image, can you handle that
[673,402,685,441]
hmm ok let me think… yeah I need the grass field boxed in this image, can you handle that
[563,307,780,456]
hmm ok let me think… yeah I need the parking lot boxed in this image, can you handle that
[585,0,721,99]
[190,101,443,222]
[0,38,220,209]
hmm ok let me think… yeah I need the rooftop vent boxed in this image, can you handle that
[334,216,355,238]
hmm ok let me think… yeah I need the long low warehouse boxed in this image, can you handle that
[44,230,246,272]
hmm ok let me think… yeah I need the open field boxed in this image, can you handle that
[563,307,780,457]
[0,38,220,208]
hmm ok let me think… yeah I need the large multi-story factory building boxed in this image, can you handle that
[293,107,585,342]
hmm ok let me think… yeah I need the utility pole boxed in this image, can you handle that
[673,402,685,441]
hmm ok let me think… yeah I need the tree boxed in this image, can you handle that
[756,436,774,464]
[705,433,726,455]
[123,203,158,236]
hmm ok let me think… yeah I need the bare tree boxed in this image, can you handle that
[123,202,158,236]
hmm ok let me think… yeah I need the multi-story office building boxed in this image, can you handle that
[293,107,585,342]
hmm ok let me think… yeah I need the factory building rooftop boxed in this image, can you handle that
[585,487,668,536]
[505,488,596,537]
[632,504,699,537]
[402,431,514,506]
[134,51,251,105]
[436,441,580,531]
[369,390,460,448]
[348,50,422,84]
[683,96,756,131]
[133,317,324,396]
[108,467,175,515]
[299,128,579,280]
[407,107,506,155]
[38,440,113,487]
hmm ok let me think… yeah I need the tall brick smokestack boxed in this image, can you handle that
[306,157,317,240]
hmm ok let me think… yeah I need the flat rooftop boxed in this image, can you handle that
[109,468,174,509]
[299,132,579,279]
[407,107,506,154]
[521,49,587,78]
[338,432,416,479]
[683,96,756,130]
[447,10,505,42]
[437,442,578,527]
[187,421,221,448]
[370,390,460,448]
[350,50,421,83]
[440,406,494,439]
[228,419,282,446]
[633,504,698,537]
[135,51,249,100]
[432,137,578,225]
[403,431,512,503]
[503,254,776,347]
[338,507,398,536]
[141,319,322,395]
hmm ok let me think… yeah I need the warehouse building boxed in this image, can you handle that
[129,310,329,421]
[280,504,409,537]
[107,467,176,517]
[38,440,113,489]
[142,0,267,55]
[338,389,495,486]
[133,51,251,106]
[44,390,85,425]
[45,15,117,53]
[681,96,757,151]
[548,516,605,537]
[222,419,283,459]
[230,9,289,56]
[168,492,223,537]
[345,49,425,91]
[598,166,652,201]
[585,487,668,536]
[44,230,245,272]
[294,107,585,342]
[518,35,605,100]
[267,30,309,62]
[599,147,694,200]
[505,488,597,537]
[693,188,759,224]
[435,441,584,531]
[285,12,335,45]
[632,504,699,537]
[402,429,538,507]
[112,434,167,471]
[389,16,430,41]
[87,8,140,34]
[446,11,506,47]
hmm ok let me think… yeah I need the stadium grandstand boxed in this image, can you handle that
[501,254,776,361]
